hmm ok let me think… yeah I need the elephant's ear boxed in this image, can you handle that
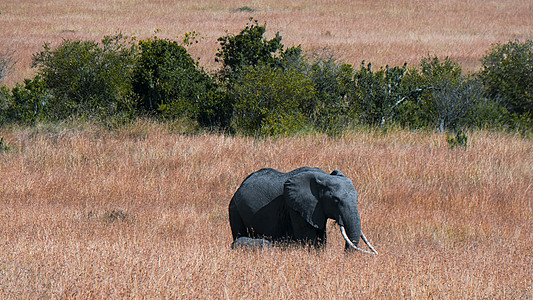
[330,170,345,176]
[284,172,326,229]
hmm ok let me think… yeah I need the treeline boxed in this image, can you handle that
[1,19,532,135]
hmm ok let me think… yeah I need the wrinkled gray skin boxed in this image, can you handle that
[231,237,273,249]
[229,167,376,253]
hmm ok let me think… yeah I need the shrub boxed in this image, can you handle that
[196,88,232,129]
[32,34,138,120]
[401,56,485,131]
[348,62,409,127]
[214,19,308,133]
[7,76,54,124]
[132,36,228,128]
[0,137,10,152]
[431,77,487,131]
[479,40,533,127]
[216,18,300,80]
[5,21,532,134]
[305,54,354,134]
[134,36,198,112]
[446,130,468,149]
[230,63,316,135]
[0,86,10,124]
[467,95,506,129]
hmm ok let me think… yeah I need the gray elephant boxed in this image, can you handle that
[231,236,273,249]
[228,167,377,254]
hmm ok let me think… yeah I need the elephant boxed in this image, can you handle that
[228,167,377,254]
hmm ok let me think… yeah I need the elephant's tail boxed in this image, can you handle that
[340,226,378,255]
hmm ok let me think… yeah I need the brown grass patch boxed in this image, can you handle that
[0,122,531,297]
[1,0,533,85]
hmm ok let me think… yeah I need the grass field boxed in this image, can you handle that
[0,121,531,297]
[1,0,533,85]
[1,0,532,298]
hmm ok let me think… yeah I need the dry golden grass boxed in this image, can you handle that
[1,0,533,85]
[0,121,531,298]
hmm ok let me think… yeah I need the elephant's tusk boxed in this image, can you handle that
[340,226,377,255]
[361,232,378,255]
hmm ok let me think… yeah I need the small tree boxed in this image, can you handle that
[349,62,409,126]
[401,56,484,131]
[432,77,486,131]
[32,34,138,119]
[480,40,533,126]
[216,18,300,80]
[305,53,353,133]
[132,36,228,128]
[230,63,316,135]
[7,76,54,124]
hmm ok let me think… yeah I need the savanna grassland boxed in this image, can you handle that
[1,0,533,85]
[0,121,531,298]
[1,0,533,298]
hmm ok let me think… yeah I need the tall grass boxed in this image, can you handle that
[1,0,533,85]
[0,121,531,298]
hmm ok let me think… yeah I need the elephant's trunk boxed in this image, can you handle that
[340,226,378,255]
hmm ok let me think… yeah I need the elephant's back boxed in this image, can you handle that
[232,167,326,214]
[233,168,288,213]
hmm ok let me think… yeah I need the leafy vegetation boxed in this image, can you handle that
[32,35,138,122]
[0,136,9,152]
[5,76,52,124]
[132,36,217,124]
[479,40,533,129]
[215,18,301,80]
[0,19,532,135]
[446,130,468,149]
[348,62,409,127]
[230,63,315,135]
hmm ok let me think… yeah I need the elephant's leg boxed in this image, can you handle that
[228,199,247,240]
[289,210,324,247]
[316,229,327,248]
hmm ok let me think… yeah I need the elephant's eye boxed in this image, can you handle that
[332,197,340,204]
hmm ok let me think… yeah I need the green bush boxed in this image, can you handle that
[195,88,232,129]
[216,18,301,80]
[446,130,468,149]
[348,62,409,126]
[344,56,494,131]
[133,37,200,112]
[401,57,486,131]
[6,76,54,124]
[0,136,10,153]
[32,34,138,120]
[215,18,310,134]
[430,76,487,131]
[132,36,228,128]
[3,21,532,134]
[479,40,533,127]
[0,86,10,124]
[230,63,316,135]
[468,95,506,129]
[304,54,354,134]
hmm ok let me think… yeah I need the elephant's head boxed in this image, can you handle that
[284,170,377,254]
